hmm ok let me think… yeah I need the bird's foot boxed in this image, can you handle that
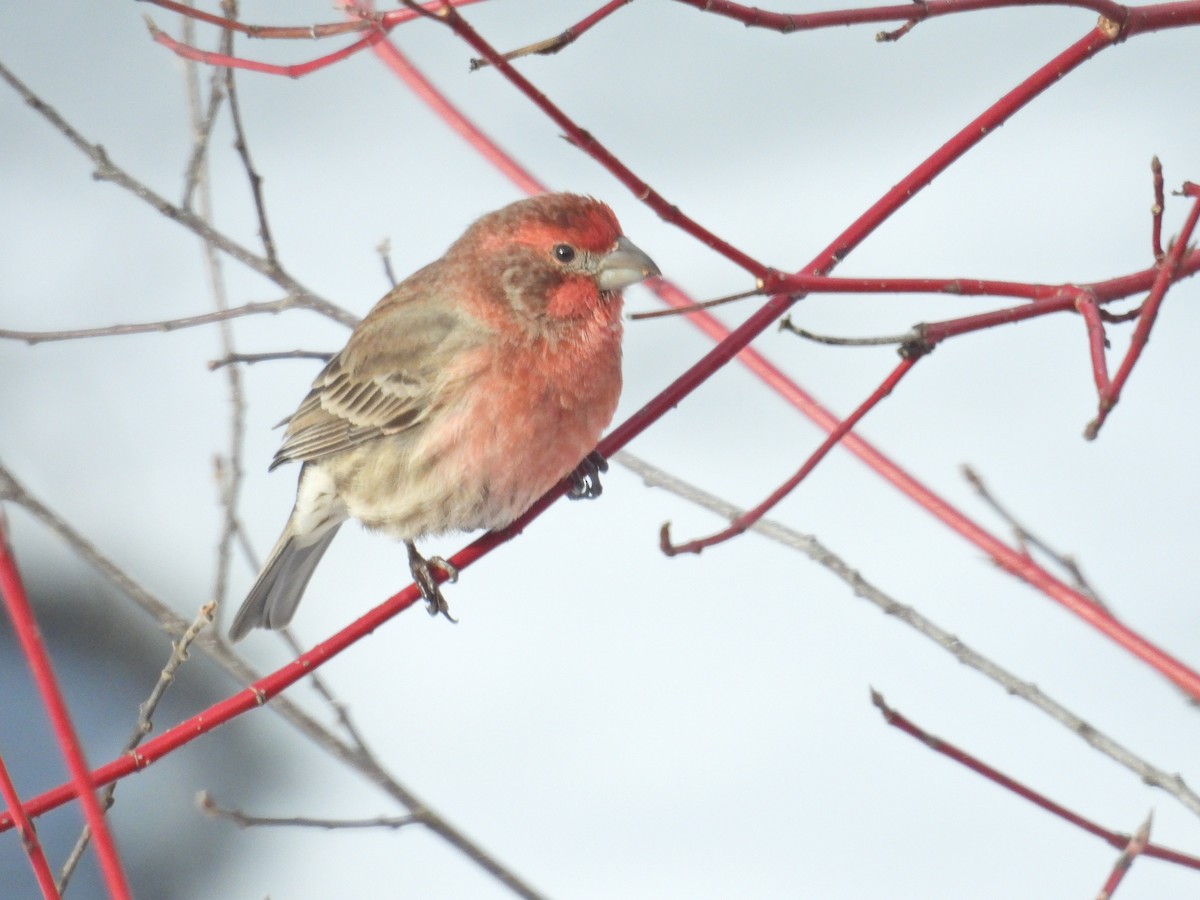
[567,450,608,501]
[406,542,459,623]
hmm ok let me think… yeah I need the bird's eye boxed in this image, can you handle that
[552,244,576,264]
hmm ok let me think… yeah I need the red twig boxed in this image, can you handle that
[1096,814,1154,899]
[872,692,1199,870]
[661,356,921,555]
[876,13,922,41]
[1076,292,1114,395]
[1151,157,1166,261]
[0,751,57,897]
[146,15,390,79]
[0,519,131,897]
[143,0,486,78]
[142,0,376,39]
[400,0,770,277]
[904,248,1200,351]
[1086,182,1200,439]
[1122,1,1200,34]
[369,37,546,194]
[671,0,1131,33]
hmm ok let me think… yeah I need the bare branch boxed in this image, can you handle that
[615,450,1200,817]
[778,314,915,346]
[0,297,353,346]
[198,791,417,831]
[57,603,217,893]
[0,59,355,328]
[962,465,1107,608]
[208,349,333,370]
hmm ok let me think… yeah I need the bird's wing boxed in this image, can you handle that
[270,295,479,469]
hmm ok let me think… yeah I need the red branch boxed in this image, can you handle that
[0,751,57,897]
[1151,157,1166,261]
[142,0,487,79]
[672,0,1131,30]
[1086,182,1200,439]
[414,2,770,277]
[0,519,131,897]
[661,356,921,555]
[1076,292,1115,395]
[676,0,1200,34]
[872,691,1200,870]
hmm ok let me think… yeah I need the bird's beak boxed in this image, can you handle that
[596,236,660,293]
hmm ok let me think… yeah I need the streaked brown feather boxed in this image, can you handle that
[271,277,487,469]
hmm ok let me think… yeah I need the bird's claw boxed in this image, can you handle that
[406,543,459,623]
[567,450,608,501]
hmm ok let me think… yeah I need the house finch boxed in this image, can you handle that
[228,193,659,641]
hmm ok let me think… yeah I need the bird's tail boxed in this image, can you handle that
[228,518,342,642]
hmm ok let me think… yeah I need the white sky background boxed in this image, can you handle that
[3,2,1200,897]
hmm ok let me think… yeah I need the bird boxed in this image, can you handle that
[228,193,659,641]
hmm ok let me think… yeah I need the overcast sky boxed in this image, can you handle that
[3,2,1200,898]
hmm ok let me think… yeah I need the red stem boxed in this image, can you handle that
[662,356,920,555]
[565,0,635,40]
[1151,157,1165,261]
[0,751,58,897]
[872,692,1196,869]
[148,18,392,79]
[144,0,487,79]
[369,38,547,194]
[911,248,1200,348]
[1123,0,1200,32]
[672,0,1131,32]
[1075,292,1114,395]
[1087,185,1200,438]
[0,520,131,897]
[424,2,771,277]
